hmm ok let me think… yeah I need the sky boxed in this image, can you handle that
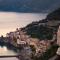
[0,0,59,12]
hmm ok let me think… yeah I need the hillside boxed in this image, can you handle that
[22,8,60,40]
[47,8,60,20]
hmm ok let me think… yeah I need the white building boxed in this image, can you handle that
[17,39,26,45]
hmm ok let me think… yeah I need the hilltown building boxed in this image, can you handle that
[6,28,51,56]
[6,28,26,46]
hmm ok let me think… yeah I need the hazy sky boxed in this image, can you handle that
[0,12,47,36]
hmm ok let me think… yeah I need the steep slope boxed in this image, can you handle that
[23,8,60,40]
[47,8,60,20]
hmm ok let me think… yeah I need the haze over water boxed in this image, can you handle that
[0,12,47,37]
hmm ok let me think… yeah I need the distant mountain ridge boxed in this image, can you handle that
[47,8,60,20]
[0,0,60,12]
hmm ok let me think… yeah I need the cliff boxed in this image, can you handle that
[22,8,60,40]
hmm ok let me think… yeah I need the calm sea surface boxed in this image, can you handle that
[0,57,18,60]
[0,12,47,36]
[0,45,18,60]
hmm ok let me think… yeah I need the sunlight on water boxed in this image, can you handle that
[0,57,18,60]
[0,46,18,60]
[0,46,17,56]
[3,46,7,51]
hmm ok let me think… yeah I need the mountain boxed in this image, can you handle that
[47,8,60,20]
[22,8,60,40]
[0,0,60,12]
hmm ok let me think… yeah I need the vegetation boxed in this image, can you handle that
[33,44,58,60]
[13,36,17,43]
[21,8,60,60]
[22,8,60,41]
[30,45,36,59]
[24,24,53,40]
[30,45,36,52]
